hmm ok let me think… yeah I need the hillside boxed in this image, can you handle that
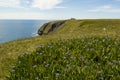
[38,19,120,37]
[38,20,66,35]
[7,37,120,80]
[0,19,120,79]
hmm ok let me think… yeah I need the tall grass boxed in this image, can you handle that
[7,37,120,80]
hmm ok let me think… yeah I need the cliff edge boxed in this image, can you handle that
[38,20,66,35]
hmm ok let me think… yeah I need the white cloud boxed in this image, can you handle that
[88,5,120,12]
[0,0,20,8]
[31,0,63,10]
[0,0,64,10]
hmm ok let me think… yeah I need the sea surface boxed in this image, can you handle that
[0,20,49,43]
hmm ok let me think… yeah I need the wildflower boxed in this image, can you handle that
[72,65,75,67]
[109,75,113,77]
[98,63,101,66]
[11,69,15,73]
[35,77,39,80]
[63,56,66,59]
[66,61,69,64]
[44,61,46,64]
[42,51,45,53]
[66,53,71,57]
[103,28,106,31]
[90,48,95,51]
[64,68,68,72]
[48,45,52,48]
[97,70,102,74]
[71,56,76,60]
[63,46,67,49]
[109,62,113,65]
[113,60,116,63]
[81,56,84,61]
[102,39,105,42]
[23,52,28,55]
[85,61,89,64]
[26,73,29,76]
[87,48,90,51]
[18,61,21,64]
[18,54,20,57]
[88,42,92,45]
[104,56,107,59]
[84,66,87,69]
[84,45,87,48]
[66,64,69,67]
[39,53,43,55]
[33,65,37,68]
[55,73,60,77]
[119,60,120,64]
[39,45,44,48]
[45,64,49,68]
[100,77,104,80]
[36,52,39,54]
[12,66,15,68]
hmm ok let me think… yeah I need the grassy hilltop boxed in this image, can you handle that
[0,19,120,79]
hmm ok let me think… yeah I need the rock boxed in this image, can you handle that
[38,20,66,35]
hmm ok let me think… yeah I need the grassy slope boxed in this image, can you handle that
[7,37,120,80]
[0,19,120,79]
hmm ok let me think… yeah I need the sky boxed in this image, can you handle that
[0,0,120,19]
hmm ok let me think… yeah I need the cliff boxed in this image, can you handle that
[38,20,66,35]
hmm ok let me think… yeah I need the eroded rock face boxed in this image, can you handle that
[38,31,43,35]
[38,20,66,35]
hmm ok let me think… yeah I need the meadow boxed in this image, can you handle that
[7,37,120,80]
[0,19,120,79]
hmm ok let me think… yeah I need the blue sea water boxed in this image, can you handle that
[0,20,49,43]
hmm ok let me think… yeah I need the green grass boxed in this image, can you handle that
[7,37,120,80]
[0,19,120,79]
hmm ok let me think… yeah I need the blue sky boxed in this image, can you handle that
[0,0,120,19]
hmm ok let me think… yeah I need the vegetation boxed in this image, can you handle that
[7,37,120,80]
[0,19,120,79]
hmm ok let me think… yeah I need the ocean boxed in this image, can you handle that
[0,20,49,43]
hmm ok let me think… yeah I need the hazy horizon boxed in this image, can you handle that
[0,0,120,19]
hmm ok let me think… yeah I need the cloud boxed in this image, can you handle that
[0,0,20,8]
[0,0,64,10]
[88,5,120,12]
[31,0,64,10]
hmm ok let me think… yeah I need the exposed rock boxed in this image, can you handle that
[38,20,66,35]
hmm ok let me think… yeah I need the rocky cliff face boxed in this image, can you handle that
[38,20,66,35]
